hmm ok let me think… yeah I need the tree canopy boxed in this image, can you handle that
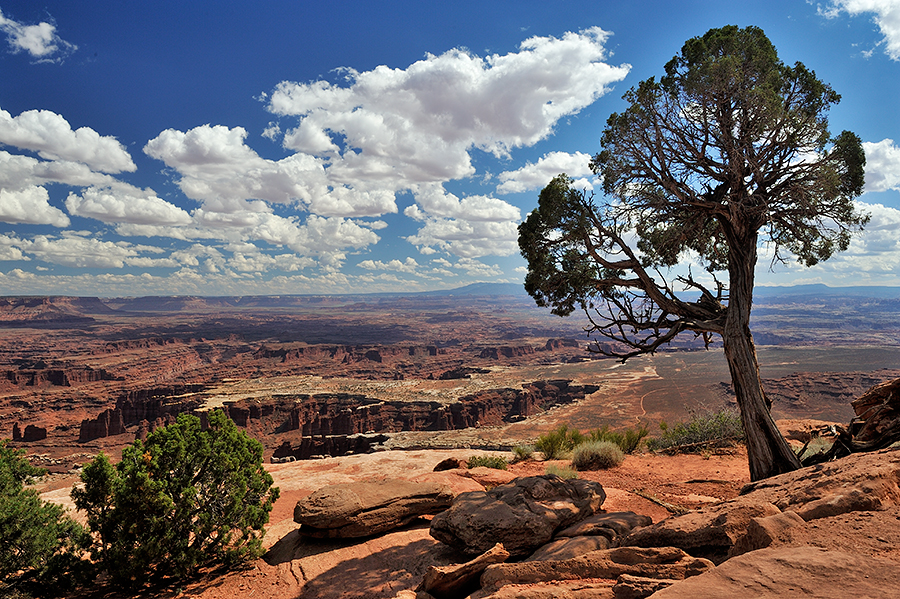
[519,25,867,480]
[72,409,280,588]
[1,440,88,594]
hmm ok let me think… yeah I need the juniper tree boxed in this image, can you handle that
[519,25,867,481]
[72,409,279,587]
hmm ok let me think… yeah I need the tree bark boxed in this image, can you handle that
[723,231,801,481]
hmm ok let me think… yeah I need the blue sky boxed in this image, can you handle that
[0,1,898,297]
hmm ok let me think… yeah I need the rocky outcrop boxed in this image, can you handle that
[429,475,606,557]
[228,379,598,439]
[293,480,453,538]
[648,547,900,598]
[12,423,47,442]
[0,296,110,326]
[77,384,205,442]
[478,346,535,359]
[478,546,714,593]
[254,344,445,364]
[418,543,510,599]
[270,434,388,460]
[620,447,900,563]
[3,367,117,387]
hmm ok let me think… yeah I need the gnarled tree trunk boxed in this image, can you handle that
[724,232,801,481]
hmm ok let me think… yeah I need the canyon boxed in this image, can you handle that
[3,285,900,471]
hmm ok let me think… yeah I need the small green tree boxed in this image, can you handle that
[1,440,88,593]
[72,410,280,588]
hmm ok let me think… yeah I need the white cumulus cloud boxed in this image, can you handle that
[358,257,420,274]
[823,0,900,60]
[496,151,596,194]
[262,27,628,257]
[65,185,193,226]
[0,185,70,226]
[863,139,900,192]
[0,8,76,61]
[24,235,140,268]
[0,108,134,173]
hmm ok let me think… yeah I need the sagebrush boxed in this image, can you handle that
[467,455,508,470]
[544,463,579,479]
[588,424,649,454]
[645,407,744,453]
[534,425,585,459]
[572,440,625,470]
[511,445,534,462]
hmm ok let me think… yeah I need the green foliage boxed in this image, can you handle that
[511,445,534,463]
[646,408,744,453]
[536,424,649,460]
[534,425,585,460]
[467,455,508,470]
[72,410,280,588]
[1,440,89,594]
[544,464,578,479]
[572,440,625,470]
[587,424,649,454]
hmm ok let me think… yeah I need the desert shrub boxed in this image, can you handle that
[645,407,744,453]
[467,455,508,470]
[511,444,534,463]
[572,440,626,470]
[544,463,579,479]
[72,410,279,588]
[587,424,650,454]
[534,425,585,460]
[0,440,89,595]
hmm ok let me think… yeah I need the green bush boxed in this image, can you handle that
[645,407,744,453]
[534,425,585,460]
[1,440,89,595]
[467,455,508,470]
[72,410,280,588]
[587,424,649,454]
[544,464,579,479]
[511,444,534,463]
[572,440,625,470]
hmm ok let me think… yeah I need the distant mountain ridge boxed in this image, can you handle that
[755,284,900,299]
[2,283,898,317]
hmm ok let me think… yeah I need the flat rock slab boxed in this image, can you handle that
[294,479,453,538]
[430,475,606,557]
[480,546,714,592]
[650,546,900,598]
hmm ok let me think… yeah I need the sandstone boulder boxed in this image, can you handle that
[612,574,676,599]
[433,457,464,471]
[728,510,806,557]
[649,546,900,598]
[293,479,452,538]
[619,500,781,562]
[555,511,652,541]
[479,546,714,592]
[460,466,518,487]
[418,543,509,599]
[429,475,606,557]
